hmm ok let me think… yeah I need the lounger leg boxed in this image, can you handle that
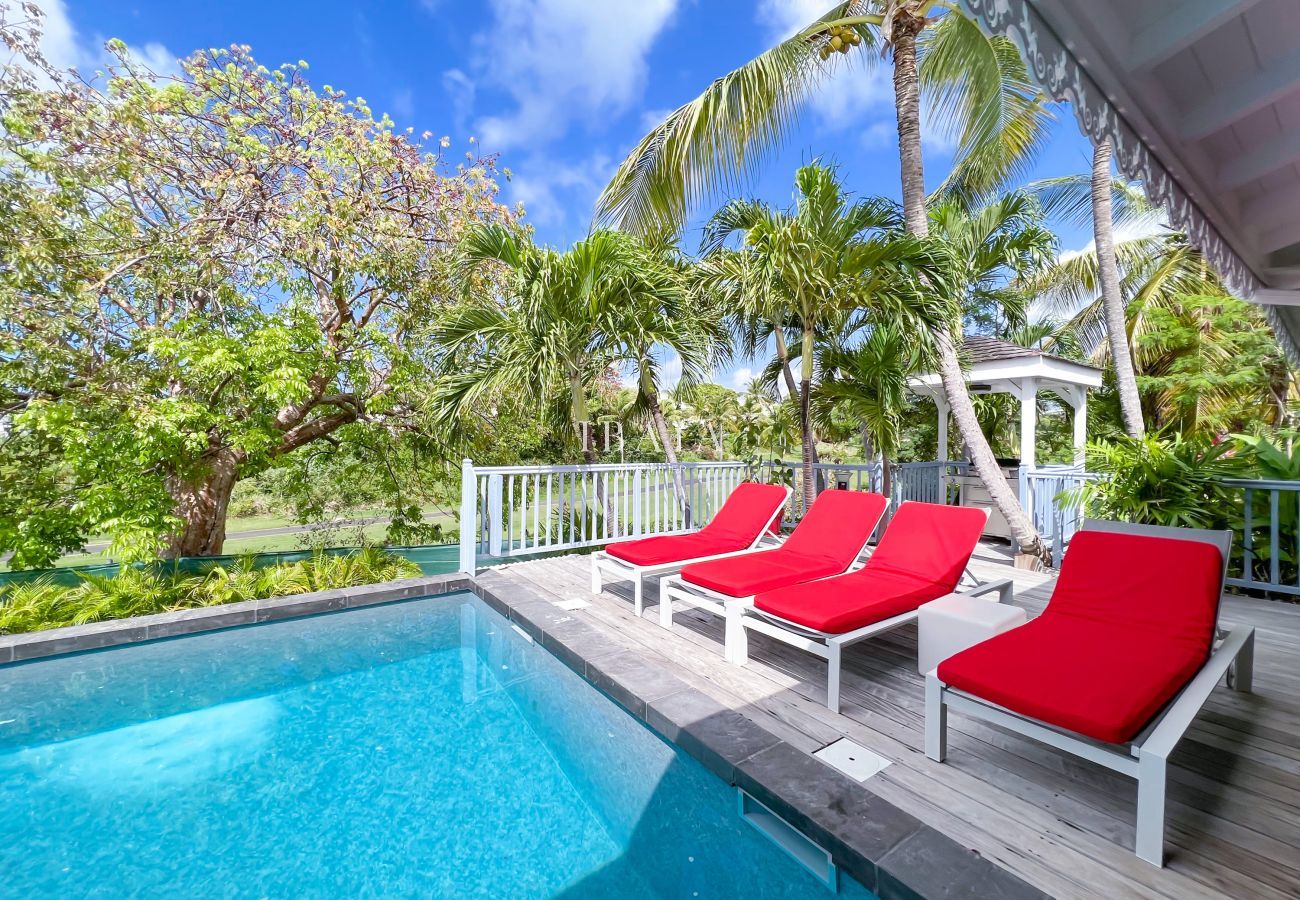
[826,642,842,712]
[924,673,947,762]
[591,557,601,595]
[659,585,674,630]
[633,576,644,618]
[725,604,748,666]
[1135,749,1168,867]
[1228,629,1254,693]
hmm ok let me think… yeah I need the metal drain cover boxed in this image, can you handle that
[813,739,891,782]
[553,598,590,611]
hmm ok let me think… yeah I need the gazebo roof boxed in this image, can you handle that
[961,0,1300,359]
[908,337,1103,398]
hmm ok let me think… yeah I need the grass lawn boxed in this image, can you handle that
[3,507,457,572]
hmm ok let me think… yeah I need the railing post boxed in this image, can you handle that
[487,473,504,558]
[458,458,477,575]
[632,469,643,538]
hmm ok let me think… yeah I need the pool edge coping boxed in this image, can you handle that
[0,573,472,663]
[470,569,1051,900]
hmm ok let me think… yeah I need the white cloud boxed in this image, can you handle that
[468,0,679,151]
[441,68,476,134]
[1056,218,1167,264]
[639,107,674,131]
[730,367,754,390]
[25,0,178,80]
[507,151,615,229]
[388,88,415,124]
[659,350,683,389]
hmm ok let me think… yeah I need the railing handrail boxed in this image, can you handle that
[469,460,753,475]
[1220,477,1300,489]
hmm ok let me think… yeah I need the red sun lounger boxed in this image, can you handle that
[658,489,889,661]
[926,519,1256,866]
[735,501,1002,712]
[590,481,790,616]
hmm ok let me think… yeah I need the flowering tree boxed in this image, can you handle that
[0,13,510,565]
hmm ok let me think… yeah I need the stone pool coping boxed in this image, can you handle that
[0,570,1046,900]
[0,573,471,663]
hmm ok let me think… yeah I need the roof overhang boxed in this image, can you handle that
[909,354,1104,399]
[960,0,1300,358]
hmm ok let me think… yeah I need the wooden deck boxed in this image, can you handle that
[489,543,1300,900]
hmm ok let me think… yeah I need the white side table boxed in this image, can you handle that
[917,593,1027,675]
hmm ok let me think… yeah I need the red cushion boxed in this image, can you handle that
[864,502,988,591]
[779,490,889,567]
[938,530,1224,744]
[699,481,788,544]
[755,569,950,633]
[605,533,740,567]
[681,489,887,597]
[753,502,987,632]
[603,482,787,567]
[680,550,846,596]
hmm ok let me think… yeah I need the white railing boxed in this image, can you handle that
[1220,478,1300,597]
[458,459,754,572]
[1021,467,1098,567]
[458,457,1300,594]
[457,458,966,573]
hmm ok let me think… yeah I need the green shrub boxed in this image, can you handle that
[0,549,421,635]
[1069,433,1243,529]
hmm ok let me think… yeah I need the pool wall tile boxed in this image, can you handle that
[646,689,781,783]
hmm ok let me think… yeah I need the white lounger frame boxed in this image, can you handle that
[734,504,996,712]
[924,518,1256,867]
[658,498,889,664]
[590,485,791,617]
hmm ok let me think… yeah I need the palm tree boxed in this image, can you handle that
[1030,233,1295,433]
[433,225,627,463]
[814,325,921,499]
[1032,167,1159,438]
[596,2,1054,561]
[599,232,729,518]
[701,163,949,510]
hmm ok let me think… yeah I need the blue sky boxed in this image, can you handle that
[42,0,1103,390]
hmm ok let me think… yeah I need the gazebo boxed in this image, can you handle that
[908,336,1104,470]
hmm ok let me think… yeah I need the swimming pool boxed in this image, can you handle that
[0,591,874,897]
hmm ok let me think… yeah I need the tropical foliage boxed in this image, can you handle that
[1070,433,1241,530]
[0,548,421,635]
[0,35,508,566]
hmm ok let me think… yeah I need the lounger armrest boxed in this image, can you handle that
[956,578,1014,603]
[1139,625,1255,760]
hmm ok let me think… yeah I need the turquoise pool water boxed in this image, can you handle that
[0,593,873,897]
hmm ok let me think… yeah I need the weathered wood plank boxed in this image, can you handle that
[486,545,1300,900]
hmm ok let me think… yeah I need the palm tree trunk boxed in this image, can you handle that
[881,450,892,504]
[572,373,612,531]
[777,321,822,479]
[643,371,691,525]
[798,330,816,512]
[1092,138,1145,439]
[889,9,1047,563]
